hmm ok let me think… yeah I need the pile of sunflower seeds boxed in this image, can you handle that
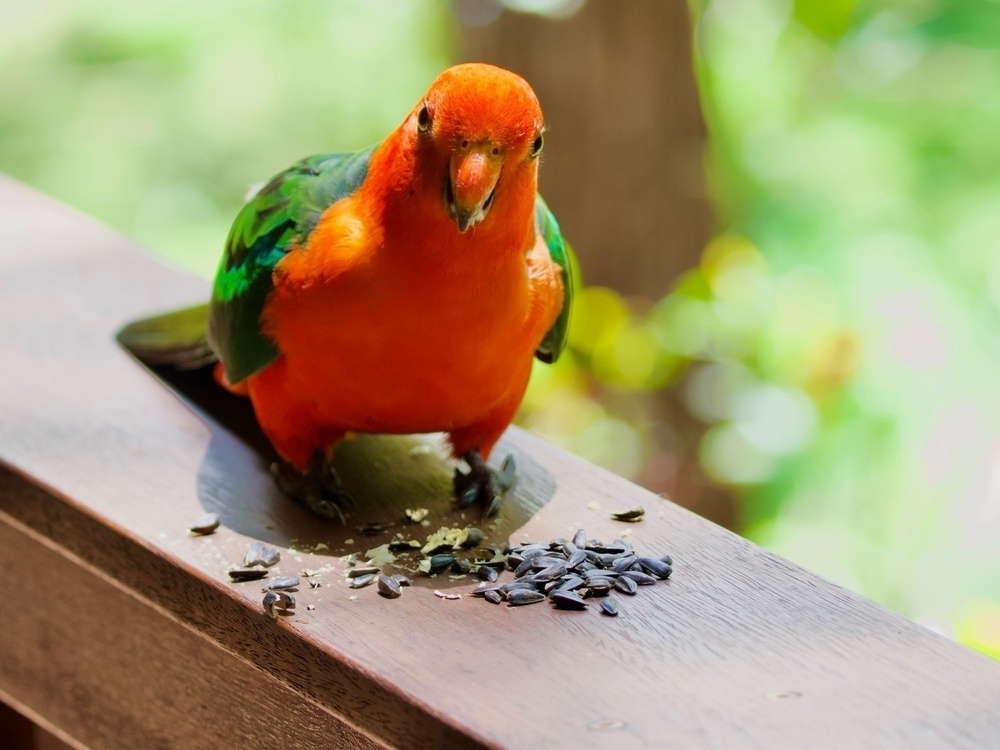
[469,528,672,616]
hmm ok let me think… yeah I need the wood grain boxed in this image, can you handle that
[1,174,999,749]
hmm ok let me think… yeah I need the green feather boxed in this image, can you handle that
[534,194,574,364]
[208,144,378,383]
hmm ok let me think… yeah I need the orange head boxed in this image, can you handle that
[408,63,545,234]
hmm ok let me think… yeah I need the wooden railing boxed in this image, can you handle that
[1,174,999,749]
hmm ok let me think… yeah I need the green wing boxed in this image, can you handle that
[534,194,574,364]
[208,144,377,384]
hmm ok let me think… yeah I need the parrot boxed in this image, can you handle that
[118,63,573,520]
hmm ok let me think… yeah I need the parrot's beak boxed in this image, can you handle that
[447,146,501,234]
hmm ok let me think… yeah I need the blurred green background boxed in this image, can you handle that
[2,0,998,658]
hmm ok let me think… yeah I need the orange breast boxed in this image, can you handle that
[257,195,563,438]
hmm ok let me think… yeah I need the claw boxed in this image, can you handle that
[453,450,516,519]
[270,452,352,523]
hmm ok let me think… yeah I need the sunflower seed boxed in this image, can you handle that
[244,541,280,568]
[566,550,588,569]
[501,580,540,594]
[428,553,456,574]
[392,574,412,587]
[615,576,639,595]
[554,575,586,592]
[476,565,499,583]
[484,590,503,605]
[461,528,485,548]
[348,566,380,578]
[612,555,638,573]
[599,598,619,616]
[550,591,588,610]
[377,574,402,598]
[471,583,504,597]
[514,558,534,578]
[610,507,645,522]
[228,566,268,582]
[531,563,567,583]
[507,589,546,606]
[262,576,300,592]
[572,529,587,549]
[349,574,377,589]
[660,553,674,566]
[638,557,673,579]
[621,570,658,585]
[188,513,220,536]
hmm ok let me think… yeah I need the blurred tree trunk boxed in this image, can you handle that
[459,0,713,299]
[460,0,737,529]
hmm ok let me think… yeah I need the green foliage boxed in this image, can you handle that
[0,0,454,276]
[533,0,1000,658]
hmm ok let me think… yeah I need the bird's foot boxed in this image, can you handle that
[271,453,353,523]
[454,451,516,518]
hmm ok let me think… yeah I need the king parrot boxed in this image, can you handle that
[119,63,574,520]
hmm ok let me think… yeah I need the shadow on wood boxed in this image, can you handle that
[133,358,556,578]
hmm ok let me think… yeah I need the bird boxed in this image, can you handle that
[118,63,574,520]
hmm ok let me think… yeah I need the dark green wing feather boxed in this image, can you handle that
[208,144,377,383]
[534,194,574,364]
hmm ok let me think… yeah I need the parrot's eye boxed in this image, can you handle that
[417,105,431,132]
[530,133,544,158]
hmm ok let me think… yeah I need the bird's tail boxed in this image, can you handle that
[116,303,217,370]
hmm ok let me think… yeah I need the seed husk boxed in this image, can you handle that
[388,540,422,552]
[484,590,503,605]
[348,566,380,579]
[599,598,619,617]
[228,566,268,582]
[610,507,645,523]
[262,591,280,618]
[377,574,402,598]
[405,507,429,523]
[244,541,280,568]
[188,512,220,536]
[550,591,588,610]
[507,589,545,606]
[392,574,412,587]
[452,558,473,575]
[349,573,377,589]
[262,576,300,592]
[263,590,295,618]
